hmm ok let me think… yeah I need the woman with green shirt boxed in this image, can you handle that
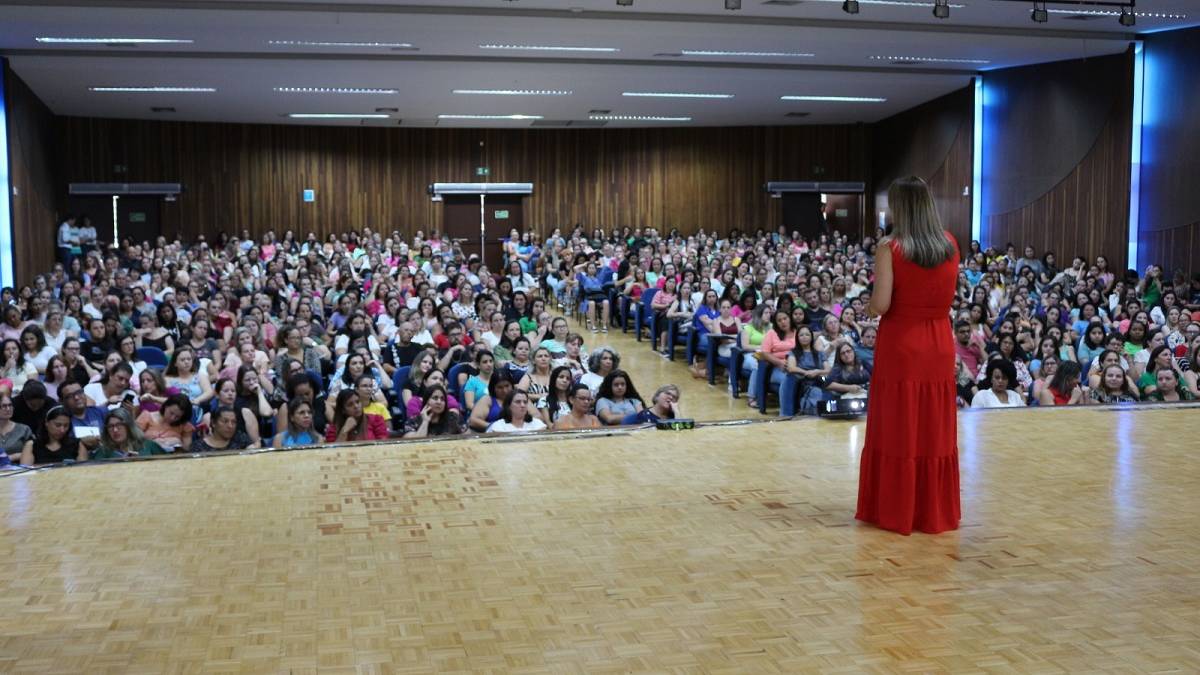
[736,304,770,399]
[93,409,166,459]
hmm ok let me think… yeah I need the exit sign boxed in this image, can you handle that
[476,167,490,177]
[494,210,509,219]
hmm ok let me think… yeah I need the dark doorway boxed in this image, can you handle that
[442,195,525,268]
[65,195,162,246]
[781,193,825,240]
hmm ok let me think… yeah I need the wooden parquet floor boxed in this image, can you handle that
[1,406,1198,673]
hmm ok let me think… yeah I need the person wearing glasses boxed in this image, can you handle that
[92,409,166,459]
[0,392,34,464]
[55,380,107,450]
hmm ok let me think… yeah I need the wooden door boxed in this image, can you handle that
[823,194,864,241]
[483,196,523,269]
[443,196,483,260]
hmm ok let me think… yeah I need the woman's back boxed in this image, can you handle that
[886,236,959,321]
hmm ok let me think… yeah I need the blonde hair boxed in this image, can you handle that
[887,176,954,268]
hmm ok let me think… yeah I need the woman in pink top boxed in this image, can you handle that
[748,309,797,408]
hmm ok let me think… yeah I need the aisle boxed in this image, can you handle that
[565,311,749,422]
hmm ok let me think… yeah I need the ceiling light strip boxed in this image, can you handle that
[452,89,573,96]
[590,115,692,122]
[622,92,733,99]
[1044,8,1187,18]
[680,50,814,57]
[90,86,215,92]
[781,95,887,102]
[869,55,990,64]
[36,37,194,44]
[438,114,543,120]
[275,87,398,94]
[288,113,390,119]
[269,40,414,48]
[479,44,619,52]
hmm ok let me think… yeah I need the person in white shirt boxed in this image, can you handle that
[971,359,1027,409]
[57,216,79,265]
[77,215,98,251]
[486,390,547,433]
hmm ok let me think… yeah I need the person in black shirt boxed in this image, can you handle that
[20,405,86,465]
[12,381,57,436]
[382,321,423,377]
[60,338,96,386]
[80,316,114,368]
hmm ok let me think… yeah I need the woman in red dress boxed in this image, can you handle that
[856,176,961,535]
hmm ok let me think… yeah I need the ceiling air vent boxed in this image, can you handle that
[150,107,175,113]
[654,52,683,57]
[891,59,921,65]
[375,107,399,113]
[1062,13,1104,20]
[785,112,811,118]
[762,0,804,5]
[589,109,611,115]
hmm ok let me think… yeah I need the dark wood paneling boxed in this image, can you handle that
[1139,27,1200,275]
[872,85,974,251]
[58,120,870,244]
[4,63,60,285]
[987,50,1132,270]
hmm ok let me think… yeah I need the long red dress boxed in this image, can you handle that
[855,233,960,535]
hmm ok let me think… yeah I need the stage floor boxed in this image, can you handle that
[1,406,1198,673]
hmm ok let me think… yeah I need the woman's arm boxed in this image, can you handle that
[242,408,262,447]
[193,371,215,405]
[467,397,492,432]
[867,242,894,318]
[19,439,33,466]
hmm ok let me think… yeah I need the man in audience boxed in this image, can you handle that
[57,380,106,449]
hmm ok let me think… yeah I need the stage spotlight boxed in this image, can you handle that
[842,0,859,14]
[725,0,742,8]
[1031,1,1048,23]
[1119,5,1136,26]
[933,0,950,19]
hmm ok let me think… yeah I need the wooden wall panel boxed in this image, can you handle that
[872,85,974,251]
[984,51,1132,270]
[1139,222,1200,280]
[4,62,60,285]
[987,51,1132,270]
[57,120,869,245]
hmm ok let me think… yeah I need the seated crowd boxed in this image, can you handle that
[2,221,1197,468]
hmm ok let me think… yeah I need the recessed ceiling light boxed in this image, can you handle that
[287,113,390,119]
[36,37,194,44]
[90,86,215,92]
[453,89,573,96]
[679,50,814,58]
[589,115,692,121]
[780,95,887,102]
[274,87,398,94]
[869,55,990,64]
[479,44,619,52]
[622,92,733,99]
[269,40,414,48]
[437,114,544,120]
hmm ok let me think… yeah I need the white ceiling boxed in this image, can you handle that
[1,0,1194,127]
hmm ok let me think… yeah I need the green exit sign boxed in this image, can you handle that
[476,167,490,176]
[494,210,509,219]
